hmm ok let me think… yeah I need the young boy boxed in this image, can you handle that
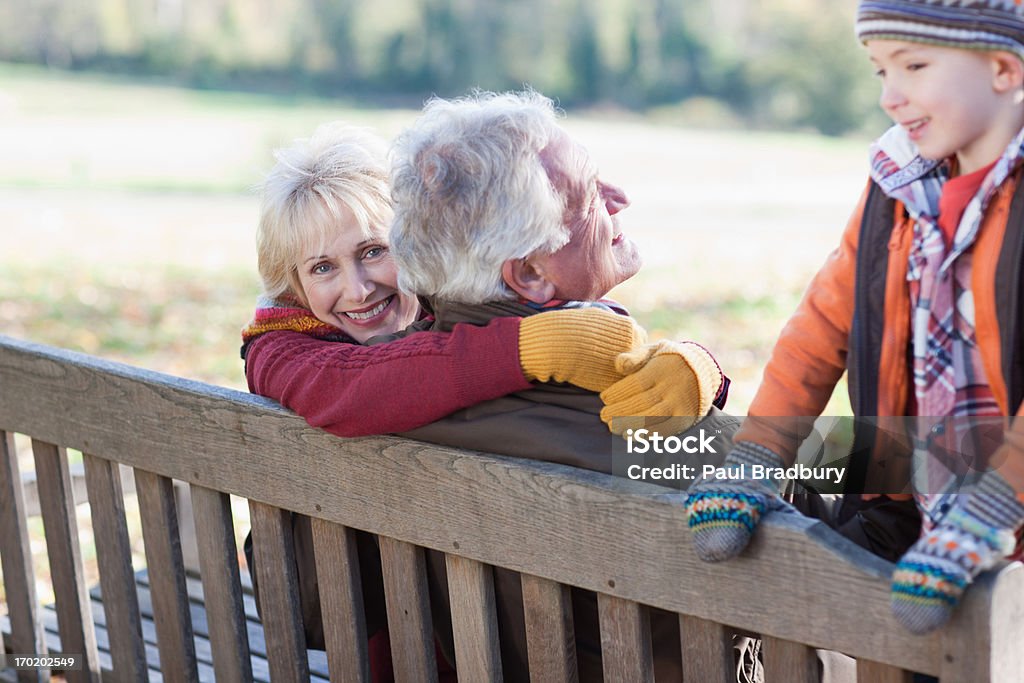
[682,0,1024,635]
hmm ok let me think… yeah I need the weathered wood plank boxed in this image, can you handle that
[762,636,817,683]
[378,536,437,683]
[30,439,101,683]
[597,594,653,683]
[310,518,370,683]
[82,451,148,679]
[444,554,502,683]
[679,614,733,683]
[189,484,254,683]
[521,574,577,683]
[857,659,912,683]
[247,500,310,683]
[0,431,49,683]
[134,469,198,683]
[1,336,1016,676]
[939,563,1024,682]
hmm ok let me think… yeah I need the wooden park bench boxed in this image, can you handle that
[1,334,1022,682]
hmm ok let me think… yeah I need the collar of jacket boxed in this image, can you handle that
[423,298,541,332]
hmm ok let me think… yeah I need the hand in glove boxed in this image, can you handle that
[518,307,647,393]
[890,471,1024,634]
[599,339,723,435]
[684,442,792,562]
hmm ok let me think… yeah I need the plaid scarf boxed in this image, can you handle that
[869,124,1016,528]
[239,294,354,359]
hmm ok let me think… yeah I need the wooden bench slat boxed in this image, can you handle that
[521,573,577,683]
[102,571,331,681]
[857,659,912,683]
[310,518,370,683]
[596,594,653,683]
[937,564,1024,683]
[0,431,49,683]
[134,469,199,683]
[30,439,102,683]
[762,635,818,683]
[378,536,438,683]
[444,554,502,683]
[189,484,254,683]
[82,452,148,679]
[679,614,733,683]
[247,500,310,682]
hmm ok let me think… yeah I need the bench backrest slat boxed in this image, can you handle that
[246,500,310,682]
[30,439,101,682]
[679,614,734,682]
[378,536,438,683]
[82,452,148,679]
[0,431,49,681]
[521,573,577,683]
[189,484,254,683]
[444,554,503,682]
[761,635,818,682]
[309,518,370,683]
[597,594,654,683]
[134,469,199,682]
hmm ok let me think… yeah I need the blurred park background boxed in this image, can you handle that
[0,0,882,416]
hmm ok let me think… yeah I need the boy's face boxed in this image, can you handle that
[868,40,1017,173]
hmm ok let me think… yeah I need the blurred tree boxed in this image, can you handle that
[0,0,879,135]
[568,0,603,101]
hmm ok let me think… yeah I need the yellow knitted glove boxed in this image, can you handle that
[519,308,647,393]
[599,340,723,435]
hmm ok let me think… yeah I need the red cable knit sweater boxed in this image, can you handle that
[244,317,530,437]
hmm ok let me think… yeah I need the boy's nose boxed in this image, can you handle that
[879,82,906,114]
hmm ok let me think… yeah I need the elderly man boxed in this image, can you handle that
[384,90,728,472]
[374,89,729,683]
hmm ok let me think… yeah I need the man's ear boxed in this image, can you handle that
[501,258,556,304]
[991,51,1024,93]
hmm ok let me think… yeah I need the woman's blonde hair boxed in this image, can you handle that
[256,123,392,305]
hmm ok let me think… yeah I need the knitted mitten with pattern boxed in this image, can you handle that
[891,472,1024,634]
[684,442,791,562]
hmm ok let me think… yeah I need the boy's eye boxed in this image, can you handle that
[907,62,927,72]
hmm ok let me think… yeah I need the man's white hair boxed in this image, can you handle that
[256,123,391,305]
[389,90,569,303]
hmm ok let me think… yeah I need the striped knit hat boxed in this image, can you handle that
[856,1,1024,61]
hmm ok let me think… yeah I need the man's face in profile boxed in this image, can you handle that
[533,128,642,302]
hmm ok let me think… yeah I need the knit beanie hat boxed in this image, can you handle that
[856,1,1024,62]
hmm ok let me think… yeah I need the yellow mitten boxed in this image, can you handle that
[519,307,647,393]
[599,340,723,435]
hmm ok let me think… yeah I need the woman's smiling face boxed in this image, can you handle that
[295,205,419,343]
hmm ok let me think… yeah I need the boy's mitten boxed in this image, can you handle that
[599,340,723,435]
[684,442,790,562]
[891,472,1024,634]
[518,308,646,392]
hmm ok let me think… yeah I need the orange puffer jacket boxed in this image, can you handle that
[737,173,1024,499]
